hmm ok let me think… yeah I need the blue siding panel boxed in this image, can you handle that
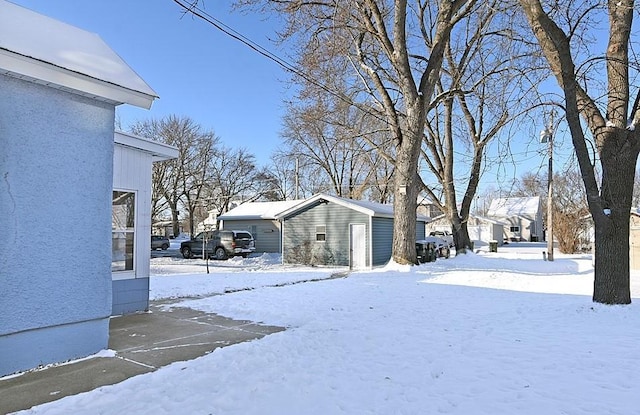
[112,278,150,315]
[372,218,394,266]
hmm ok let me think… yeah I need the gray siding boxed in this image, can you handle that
[372,217,393,266]
[416,221,426,240]
[222,219,282,253]
[371,219,426,266]
[283,202,370,266]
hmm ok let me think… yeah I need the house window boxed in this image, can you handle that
[510,226,520,233]
[112,191,135,272]
[316,225,326,241]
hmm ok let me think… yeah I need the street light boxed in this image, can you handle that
[540,111,555,261]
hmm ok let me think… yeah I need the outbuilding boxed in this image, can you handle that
[0,1,158,376]
[217,200,303,253]
[275,194,428,269]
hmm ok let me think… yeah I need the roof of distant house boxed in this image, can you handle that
[276,193,431,222]
[0,0,157,108]
[487,197,541,218]
[218,200,305,221]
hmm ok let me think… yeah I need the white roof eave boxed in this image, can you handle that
[0,49,157,109]
[115,131,178,161]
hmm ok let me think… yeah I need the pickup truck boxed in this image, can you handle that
[429,230,454,247]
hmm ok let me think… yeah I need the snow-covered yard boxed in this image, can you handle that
[17,244,640,414]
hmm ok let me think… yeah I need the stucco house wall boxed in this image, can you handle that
[0,0,157,376]
[0,73,114,376]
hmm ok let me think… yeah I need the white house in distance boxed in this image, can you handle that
[0,1,162,376]
[426,214,505,247]
[487,196,544,242]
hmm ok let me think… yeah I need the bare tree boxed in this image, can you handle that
[418,1,535,254]
[130,115,219,236]
[513,169,589,254]
[519,0,640,304]
[181,133,218,234]
[552,170,590,254]
[633,170,640,208]
[201,146,262,220]
[222,0,476,264]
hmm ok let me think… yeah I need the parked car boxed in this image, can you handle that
[419,236,451,259]
[429,230,454,247]
[416,240,437,263]
[180,230,256,260]
[151,235,170,251]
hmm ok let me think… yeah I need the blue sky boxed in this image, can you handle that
[11,0,290,167]
[10,0,580,195]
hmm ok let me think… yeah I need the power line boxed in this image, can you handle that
[171,0,389,125]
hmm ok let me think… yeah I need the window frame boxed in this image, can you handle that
[112,190,136,275]
[315,225,327,242]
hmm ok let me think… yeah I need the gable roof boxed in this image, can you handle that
[0,0,157,108]
[218,200,304,221]
[275,193,430,222]
[487,197,541,218]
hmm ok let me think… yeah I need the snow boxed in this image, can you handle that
[487,196,540,218]
[218,200,304,220]
[0,0,156,97]
[15,243,640,414]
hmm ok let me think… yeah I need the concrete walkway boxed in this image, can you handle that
[0,302,284,414]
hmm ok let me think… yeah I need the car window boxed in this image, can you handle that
[235,232,252,240]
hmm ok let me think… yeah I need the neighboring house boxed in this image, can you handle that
[152,220,184,238]
[487,197,543,242]
[275,194,429,269]
[0,2,158,376]
[218,200,303,253]
[426,214,505,246]
[112,132,178,315]
[417,195,443,219]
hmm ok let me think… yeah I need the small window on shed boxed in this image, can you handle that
[316,225,326,241]
[510,226,520,233]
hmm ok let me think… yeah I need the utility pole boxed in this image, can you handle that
[540,111,554,261]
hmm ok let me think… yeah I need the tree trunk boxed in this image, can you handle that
[451,214,472,253]
[592,130,634,304]
[518,0,638,304]
[172,208,181,238]
[392,131,421,265]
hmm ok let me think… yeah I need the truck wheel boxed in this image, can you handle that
[181,246,193,259]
